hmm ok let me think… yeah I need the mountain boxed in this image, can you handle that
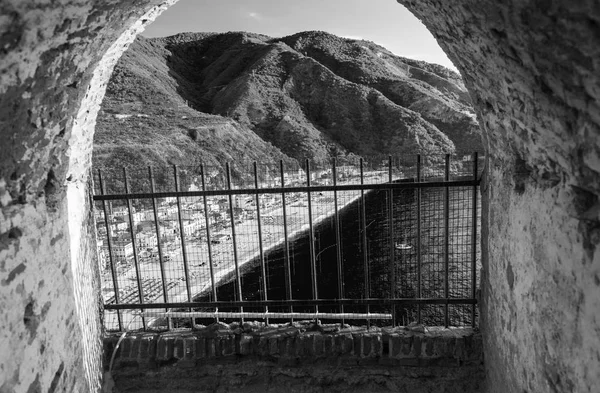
[93,31,481,184]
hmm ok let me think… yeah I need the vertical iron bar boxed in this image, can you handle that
[226,163,243,320]
[332,160,344,321]
[254,163,268,322]
[280,160,293,319]
[306,159,318,316]
[471,152,479,327]
[200,165,218,318]
[149,166,170,330]
[98,170,122,331]
[444,154,450,328]
[416,155,422,325]
[173,165,194,328]
[123,168,146,330]
[388,156,396,326]
[360,159,370,329]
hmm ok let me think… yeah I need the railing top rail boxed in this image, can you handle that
[104,298,478,310]
[93,178,480,201]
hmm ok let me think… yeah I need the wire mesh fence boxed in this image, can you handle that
[93,153,483,331]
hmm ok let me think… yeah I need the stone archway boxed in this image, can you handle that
[400,2,600,392]
[1,1,599,392]
[0,2,177,391]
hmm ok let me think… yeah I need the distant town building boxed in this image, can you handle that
[110,216,128,232]
[158,204,177,218]
[166,210,203,221]
[111,206,128,217]
[96,238,107,270]
[135,232,157,249]
[180,219,200,237]
[137,220,155,233]
[132,210,149,222]
[233,196,252,209]
[337,165,359,177]
[217,199,228,211]
[112,239,133,260]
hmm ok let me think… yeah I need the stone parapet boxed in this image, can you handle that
[104,322,484,392]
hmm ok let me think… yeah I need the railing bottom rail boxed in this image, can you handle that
[140,311,393,320]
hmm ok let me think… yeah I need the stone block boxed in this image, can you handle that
[381,335,390,357]
[268,337,279,356]
[371,334,382,357]
[195,337,206,359]
[397,357,420,367]
[333,334,344,355]
[412,336,422,357]
[378,356,396,366]
[470,334,483,362]
[444,336,455,359]
[341,334,354,355]
[304,334,316,357]
[120,337,133,359]
[239,334,252,356]
[130,336,142,359]
[103,338,118,366]
[424,336,435,358]
[323,334,334,356]
[114,358,139,370]
[294,336,303,358]
[173,337,184,359]
[183,337,196,360]
[431,336,446,358]
[148,337,158,359]
[156,337,167,360]
[285,335,298,358]
[257,336,269,356]
[400,335,413,357]
[294,335,307,358]
[206,337,217,358]
[164,337,175,360]
[221,335,235,356]
[338,356,359,367]
[390,335,401,358]
[454,336,466,360]
[358,357,379,367]
[313,334,324,357]
[352,334,362,356]
[137,337,150,360]
[277,357,299,367]
[362,334,371,357]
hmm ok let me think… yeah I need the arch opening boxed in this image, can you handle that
[91,0,483,333]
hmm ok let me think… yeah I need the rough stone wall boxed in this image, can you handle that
[398,1,600,392]
[0,1,176,391]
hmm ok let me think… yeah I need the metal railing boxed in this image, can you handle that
[93,153,482,331]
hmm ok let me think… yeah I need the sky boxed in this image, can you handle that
[142,0,457,71]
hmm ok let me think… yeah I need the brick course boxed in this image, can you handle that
[104,323,483,391]
[106,327,479,368]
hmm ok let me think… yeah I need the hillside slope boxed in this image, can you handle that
[94,31,481,181]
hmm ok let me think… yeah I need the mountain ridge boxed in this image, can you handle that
[94,30,482,182]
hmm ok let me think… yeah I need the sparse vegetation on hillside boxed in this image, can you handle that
[94,31,482,184]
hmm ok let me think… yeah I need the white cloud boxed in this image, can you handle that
[341,35,364,41]
[248,12,261,20]
[402,53,459,71]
